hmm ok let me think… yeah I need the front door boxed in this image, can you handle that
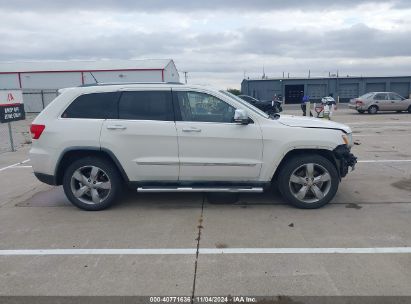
[389,93,408,111]
[100,89,179,181]
[173,90,263,181]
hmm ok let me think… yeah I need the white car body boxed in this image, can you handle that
[29,83,356,210]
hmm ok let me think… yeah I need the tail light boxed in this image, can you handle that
[356,100,363,106]
[30,124,45,139]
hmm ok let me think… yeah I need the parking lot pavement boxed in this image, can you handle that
[0,107,410,297]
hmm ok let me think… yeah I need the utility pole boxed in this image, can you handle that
[308,70,311,78]
[183,71,188,84]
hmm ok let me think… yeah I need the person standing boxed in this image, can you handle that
[321,94,336,119]
[301,95,312,116]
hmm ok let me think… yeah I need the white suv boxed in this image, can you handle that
[29,83,356,211]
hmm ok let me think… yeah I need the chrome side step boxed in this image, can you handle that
[137,187,264,193]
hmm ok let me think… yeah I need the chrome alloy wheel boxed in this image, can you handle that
[70,166,111,205]
[288,163,332,204]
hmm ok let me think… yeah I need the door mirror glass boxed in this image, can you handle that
[233,109,249,124]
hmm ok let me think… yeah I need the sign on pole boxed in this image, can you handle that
[0,90,25,123]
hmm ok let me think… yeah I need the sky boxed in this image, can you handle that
[0,0,411,88]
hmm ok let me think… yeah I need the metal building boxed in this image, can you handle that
[0,59,180,112]
[241,76,411,104]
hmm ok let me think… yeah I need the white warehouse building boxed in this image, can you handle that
[0,59,180,112]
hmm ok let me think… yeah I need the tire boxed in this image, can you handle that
[408,106,411,113]
[357,110,365,114]
[368,105,378,114]
[277,155,339,209]
[62,157,122,211]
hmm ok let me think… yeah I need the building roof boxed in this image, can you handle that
[0,59,174,73]
[242,75,411,82]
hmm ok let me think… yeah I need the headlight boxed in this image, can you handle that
[342,133,353,147]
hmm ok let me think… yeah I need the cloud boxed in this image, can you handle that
[0,1,411,88]
[1,0,411,12]
[237,24,411,58]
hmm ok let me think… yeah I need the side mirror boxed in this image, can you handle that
[233,109,249,125]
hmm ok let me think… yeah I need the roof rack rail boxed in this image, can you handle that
[78,81,184,87]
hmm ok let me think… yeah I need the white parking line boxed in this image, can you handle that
[357,160,411,163]
[0,247,410,256]
[9,166,32,169]
[348,121,411,126]
[0,159,30,172]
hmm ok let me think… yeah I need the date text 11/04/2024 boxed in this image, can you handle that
[149,297,257,303]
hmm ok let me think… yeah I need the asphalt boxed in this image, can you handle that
[0,106,410,298]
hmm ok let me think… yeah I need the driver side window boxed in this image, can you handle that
[175,91,236,123]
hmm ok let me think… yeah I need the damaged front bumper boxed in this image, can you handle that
[333,144,357,178]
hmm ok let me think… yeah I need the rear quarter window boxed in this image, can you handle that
[62,92,119,119]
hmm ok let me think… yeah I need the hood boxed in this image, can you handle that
[278,115,352,133]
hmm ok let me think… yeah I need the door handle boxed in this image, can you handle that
[182,127,201,132]
[106,125,127,130]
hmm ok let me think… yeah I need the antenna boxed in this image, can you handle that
[89,72,98,84]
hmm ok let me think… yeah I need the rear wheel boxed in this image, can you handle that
[357,110,365,114]
[63,157,121,211]
[277,155,339,209]
[368,105,378,114]
[408,106,411,113]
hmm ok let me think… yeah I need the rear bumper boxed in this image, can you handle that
[348,104,366,111]
[333,145,357,178]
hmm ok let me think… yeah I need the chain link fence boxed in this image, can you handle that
[0,90,57,154]
[23,89,59,113]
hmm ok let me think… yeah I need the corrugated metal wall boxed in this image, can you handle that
[242,77,411,103]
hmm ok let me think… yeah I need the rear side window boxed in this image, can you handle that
[118,91,173,121]
[374,93,388,100]
[62,92,118,119]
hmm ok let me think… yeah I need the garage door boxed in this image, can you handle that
[307,84,326,101]
[391,82,410,99]
[366,83,386,93]
[339,83,359,102]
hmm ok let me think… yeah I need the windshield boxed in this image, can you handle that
[219,90,269,118]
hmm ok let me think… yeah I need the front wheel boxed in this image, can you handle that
[63,157,122,211]
[277,155,339,209]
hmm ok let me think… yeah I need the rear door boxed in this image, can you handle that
[173,90,263,181]
[100,89,179,182]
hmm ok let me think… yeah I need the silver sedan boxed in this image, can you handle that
[349,92,411,114]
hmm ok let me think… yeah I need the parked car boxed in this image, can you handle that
[238,95,282,114]
[30,83,356,211]
[349,92,411,114]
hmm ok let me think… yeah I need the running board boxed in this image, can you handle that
[137,187,264,193]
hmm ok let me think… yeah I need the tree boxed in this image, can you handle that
[227,88,241,96]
